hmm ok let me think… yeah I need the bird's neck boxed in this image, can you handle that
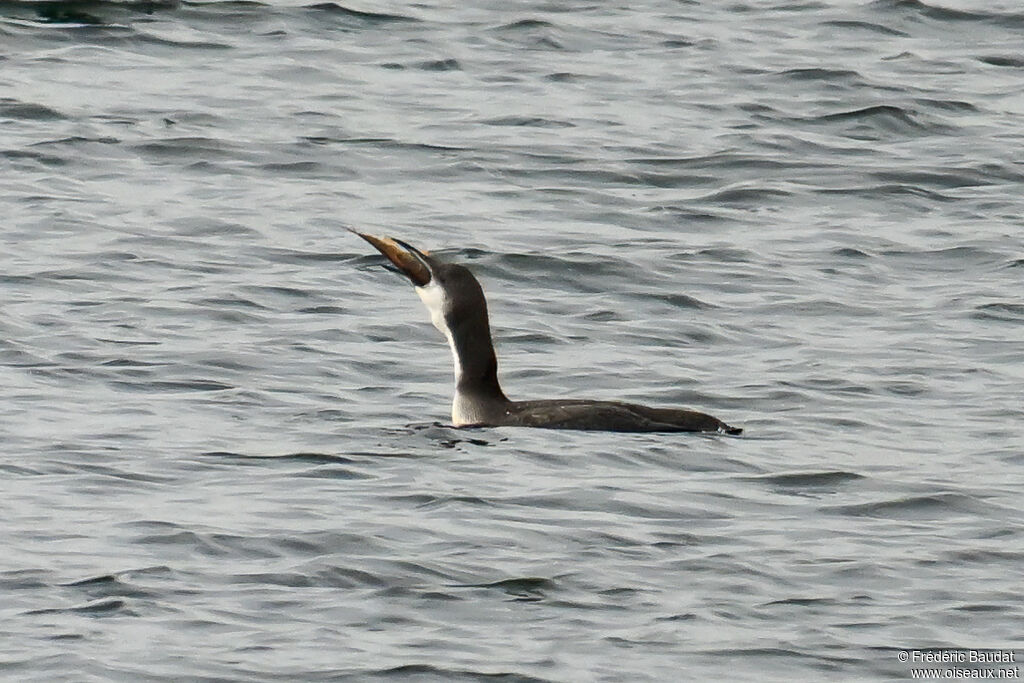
[447,306,507,399]
[441,306,509,424]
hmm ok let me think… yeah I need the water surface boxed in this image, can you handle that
[2,0,1023,680]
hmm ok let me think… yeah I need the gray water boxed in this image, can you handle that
[2,0,1023,680]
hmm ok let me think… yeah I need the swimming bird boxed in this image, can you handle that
[352,230,741,434]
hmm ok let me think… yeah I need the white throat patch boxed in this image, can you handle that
[415,279,449,337]
[415,281,468,423]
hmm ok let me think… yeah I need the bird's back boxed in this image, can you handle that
[497,399,741,434]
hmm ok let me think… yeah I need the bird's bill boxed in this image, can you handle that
[351,230,432,286]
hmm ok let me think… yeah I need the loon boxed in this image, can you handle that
[352,230,741,434]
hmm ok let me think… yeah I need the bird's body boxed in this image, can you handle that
[480,398,736,433]
[353,231,741,435]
